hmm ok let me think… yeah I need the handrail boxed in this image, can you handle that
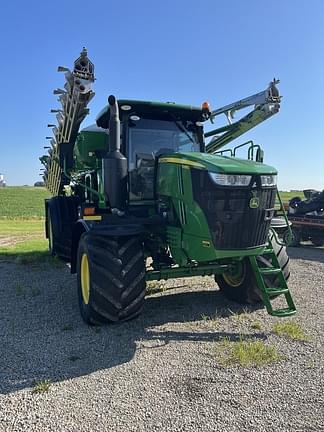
[214,149,234,157]
[271,191,292,247]
[233,140,254,157]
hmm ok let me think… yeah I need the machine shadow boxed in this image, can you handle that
[0,266,263,395]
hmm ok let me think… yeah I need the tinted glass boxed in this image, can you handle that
[128,118,200,200]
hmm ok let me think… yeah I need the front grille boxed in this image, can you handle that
[191,169,276,249]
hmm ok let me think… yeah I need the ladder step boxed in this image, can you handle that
[262,248,273,254]
[270,308,296,317]
[259,267,282,275]
[265,287,289,295]
[249,255,297,318]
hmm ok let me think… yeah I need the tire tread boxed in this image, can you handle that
[77,233,146,324]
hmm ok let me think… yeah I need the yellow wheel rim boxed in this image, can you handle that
[223,261,246,287]
[81,253,90,305]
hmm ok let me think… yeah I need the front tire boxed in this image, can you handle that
[216,258,260,304]
[283,227,300,247]
[216,231,290,305]
[77,232,146,325]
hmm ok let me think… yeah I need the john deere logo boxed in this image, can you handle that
[249,197,260,209]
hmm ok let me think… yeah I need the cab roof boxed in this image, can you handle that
[96,99,205,128]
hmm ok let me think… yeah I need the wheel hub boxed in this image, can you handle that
[223,260,246,287]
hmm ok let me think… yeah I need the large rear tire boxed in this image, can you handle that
[77,232,146,325]
[216,231,290,304]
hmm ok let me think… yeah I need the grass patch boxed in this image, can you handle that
[0,238,49,262]
[272,321,310,342]
[278,191,304,203]
[228,307,250,324]
[201,314,218,325]
[216,336,281,367]
[0,219,44,236]
[146,281,159,294]
[201,310,221,326]
[32,379,51,394]
[305,359,317,369]
[0,219,54,264]
[0,237,64,266]
[0,187,50,219]
[146,280,166,295]
[1,238,47,252]
[0,218,51,264]
[250,320,263,331]
[275,191,304,213]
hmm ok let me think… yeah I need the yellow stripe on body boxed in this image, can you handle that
[83,215,102,221]
[158,157,205,169]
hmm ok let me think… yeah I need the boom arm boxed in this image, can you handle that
[41,48,95,195]
[205,79,281,153]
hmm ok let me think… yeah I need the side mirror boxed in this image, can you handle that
[136,152,155,169]
[256,148,264,163]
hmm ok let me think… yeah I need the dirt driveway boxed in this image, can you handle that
[0,247,323,431]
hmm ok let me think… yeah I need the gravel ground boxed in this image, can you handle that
[0,247,323,431]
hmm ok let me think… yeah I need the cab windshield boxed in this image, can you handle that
[128,117,202,200]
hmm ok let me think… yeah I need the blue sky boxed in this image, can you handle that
[1,0,323,190]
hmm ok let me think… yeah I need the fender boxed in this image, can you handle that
[70,220,145,274]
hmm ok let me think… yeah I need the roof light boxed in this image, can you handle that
[202,101,210,111]
[120,105,132,111]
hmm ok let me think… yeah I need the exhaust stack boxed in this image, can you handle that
[103,95,127,214]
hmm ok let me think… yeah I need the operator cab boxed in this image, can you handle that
[128,117,202,200]
[96,99,206,201]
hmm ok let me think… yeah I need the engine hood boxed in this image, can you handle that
[158,152,277,175]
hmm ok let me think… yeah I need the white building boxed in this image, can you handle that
[0,173,6,187]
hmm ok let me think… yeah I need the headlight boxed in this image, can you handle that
[261,175,277,187]
[209,173,252,186]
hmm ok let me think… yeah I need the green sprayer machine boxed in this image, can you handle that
[40,48,296,325]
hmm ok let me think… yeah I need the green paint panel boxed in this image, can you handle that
[157,157,268,264]
[165,152,277,175]
[96,99,205,128]
[74,127,108,170]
